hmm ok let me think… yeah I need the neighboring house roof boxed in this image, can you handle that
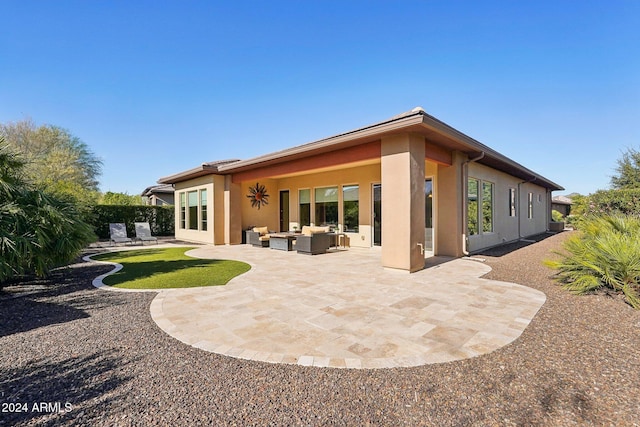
[141,183,175,197]
[552,195,573,205]
[158,108,563,191]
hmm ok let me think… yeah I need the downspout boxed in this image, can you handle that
[461,151,485,255]
[517,176,536,239]
[545,188,551,231]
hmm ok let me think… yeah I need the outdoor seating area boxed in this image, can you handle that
[109,222,158,246]
[246,225,341,255]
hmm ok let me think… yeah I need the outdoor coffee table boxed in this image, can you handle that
[269,233,297,251]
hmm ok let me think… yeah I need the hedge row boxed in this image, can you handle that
[585,189,640,216]
[89,205,175,239]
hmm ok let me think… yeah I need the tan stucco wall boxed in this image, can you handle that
[240,178,279,232]
[436,151,465,257]
[467,162,550,252]
[518,181,549,238]
[174,176,217,244]
[212,175,226,245]
[224,175,242,244]
[381,133,425,272]
[262,163,381,248]
[170,144,553,261]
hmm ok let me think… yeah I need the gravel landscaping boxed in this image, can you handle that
[1,231,639,426]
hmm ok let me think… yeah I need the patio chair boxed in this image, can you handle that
[134,222,158,245]
[246,226,271,247]
[109,223,133,246]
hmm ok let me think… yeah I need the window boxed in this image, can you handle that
[528,192,534,219]
[315,186,338,226]
[467,178,479,235]
[482,182,494,232]
[425,179,433,228]
[509,188,517,217]
[180,192,186,229]
[188,191,198,230]
[179,188,208,231]
[468,178,494,235]
[299,189,310,227]
[200,189,207,231]
[343,185,359,232]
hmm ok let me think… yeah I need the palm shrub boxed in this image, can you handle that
[0,139,95,286]
[545,214,640,309]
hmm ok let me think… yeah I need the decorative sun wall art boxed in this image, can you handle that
[247,182,270,210]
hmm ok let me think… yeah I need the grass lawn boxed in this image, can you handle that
[92,247,251,289]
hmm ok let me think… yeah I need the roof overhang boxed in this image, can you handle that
[217,113,427,175]
[158,109,563,191]
[158,159,240,184]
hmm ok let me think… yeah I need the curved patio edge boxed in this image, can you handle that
[148,245,547,370]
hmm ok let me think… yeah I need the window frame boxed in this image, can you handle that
[188,190,199,230]
[467,177,495,236]
[509,188,517,217]
[299,189,311,227]
[179,192,186,229]
[467,178,480,236]
[342,184,359,233]
[314,186,339,227]
[200,189,208,231]
[482,181,494,233]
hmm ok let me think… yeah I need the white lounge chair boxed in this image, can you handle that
[134,222,158,245]
[109,223,133,246]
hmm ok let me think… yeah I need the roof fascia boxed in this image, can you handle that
[217,114,425,173]
[420,114,564,191]
[157,164,219,184]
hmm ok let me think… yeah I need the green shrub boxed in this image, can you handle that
[551,209,564,222]
[585,188,640,216]
[545,214,640,309]
[564,214,584,230]
[89,205,174,239]
[1,140,95,285]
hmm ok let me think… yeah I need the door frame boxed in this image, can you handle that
[372,183,381,246]
[279,189,290,232]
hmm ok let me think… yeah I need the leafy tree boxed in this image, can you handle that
[0,139,95,286]
[567,193,587,216]
[0,118,102,205]
[99,191,143,205]
[611,147,640,190]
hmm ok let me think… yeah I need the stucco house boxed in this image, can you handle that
[551,195,572,217]
[158,107,563,272]
[141,184,175,206]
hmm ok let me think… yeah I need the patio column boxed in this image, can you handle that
[212,175,226,245]
[224,174,242,245]
[380,133,425,272]
[435,151,466,257]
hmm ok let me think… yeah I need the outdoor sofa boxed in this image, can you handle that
[294,226,333,255]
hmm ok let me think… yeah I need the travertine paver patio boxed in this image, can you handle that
[140,245,546,369]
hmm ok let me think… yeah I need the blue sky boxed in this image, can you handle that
[1,1,638,196]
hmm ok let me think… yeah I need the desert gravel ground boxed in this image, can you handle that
[1,231,639,426]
